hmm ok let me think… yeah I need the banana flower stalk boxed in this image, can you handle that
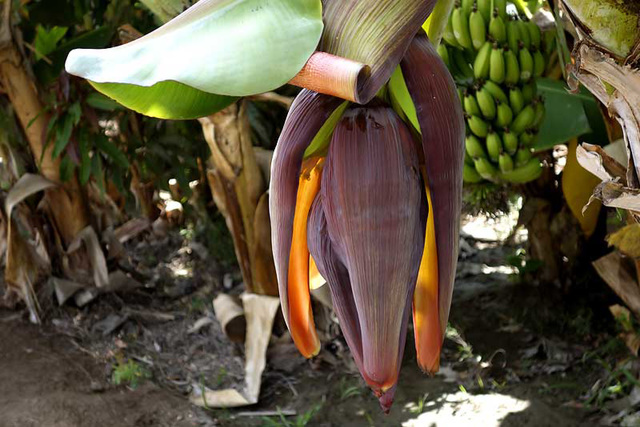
[270,34,464,412]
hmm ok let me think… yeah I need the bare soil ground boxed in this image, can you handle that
[0,219,630,427]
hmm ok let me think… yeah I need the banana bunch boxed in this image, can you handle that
[439,0,555,185]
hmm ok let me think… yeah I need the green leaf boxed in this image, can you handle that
[53,115,74,159]
[59,155,76,182]
[91,154,106,195]
[90,81,237,120]
[68,102,82,126]
[535,78,592,152]
[303,101,349,159]
[86,92,123,111]
[34,25,68,60]
[95,135,130,169]
[78,130,91,185]
[66,0,323,118]
[34,27,114,85]
[140,0,188,23]
[388,66,421,134]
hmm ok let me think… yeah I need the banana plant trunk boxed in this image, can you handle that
[200,101,278,296]
[560,0,640,311]
[0,21,90,246]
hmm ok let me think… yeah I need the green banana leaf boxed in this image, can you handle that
[89,81,237,120]
[535,78,605,152]
[35,27,114,85]
[65,0,323,119]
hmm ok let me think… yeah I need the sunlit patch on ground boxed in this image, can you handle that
[461,199,525,243]
[402,391,531,427]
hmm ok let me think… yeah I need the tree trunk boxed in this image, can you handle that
[0,17,89,246]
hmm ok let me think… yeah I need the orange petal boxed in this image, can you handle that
[288,157,324,358]
[413,171,441,374]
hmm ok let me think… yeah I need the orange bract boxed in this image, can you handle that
[413,170,441,374]
[287,157,324,358]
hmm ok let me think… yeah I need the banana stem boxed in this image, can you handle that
[512,0,532,19]
[424,0,455,47]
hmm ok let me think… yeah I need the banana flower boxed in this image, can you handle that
[270,34,464,412]
[64,0,463,412]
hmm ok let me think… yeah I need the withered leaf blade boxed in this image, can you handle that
[321,0,436,104]
[316,103,424,406]
[269,90,343,328]
[401,34,465,343]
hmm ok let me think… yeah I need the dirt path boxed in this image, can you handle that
[0,316,197,427]
[0,222,618,426]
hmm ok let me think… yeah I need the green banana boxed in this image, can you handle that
[477,0,492,23]
[507,19,521,53]
[469,8,487,51]
[452,6,473,50]
[489,11,507,43]
[502,129,519,155]
[499,152,514,172]
[443,14,461,47]
[519,46,534,82]
[464,164,484,183]
[532,99,545,127]
[533,48,545,78]
[473,41,492,80]
[495,0,508,21]
[474,157,499,181]
[500,158,542,183]
[517,19,531,49]
[483,81,508,103]
[509,87,524,115]
[437,43,450,68]
[453,48,474,79]
[465,150,474,166]
[468,115,490,138]
[519,130,534,146]
[476,87,497,120]
[522,81,536,103]
[496,101,513,127]
[511,104,535,134]
[489,44,505,84]
[486,131,503,162]
[527,21,542,49]
[461,0,474,17]
[504,49,520,85]
[465,134,487,158]
[515,147,533,166]
[464,91,481,116]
